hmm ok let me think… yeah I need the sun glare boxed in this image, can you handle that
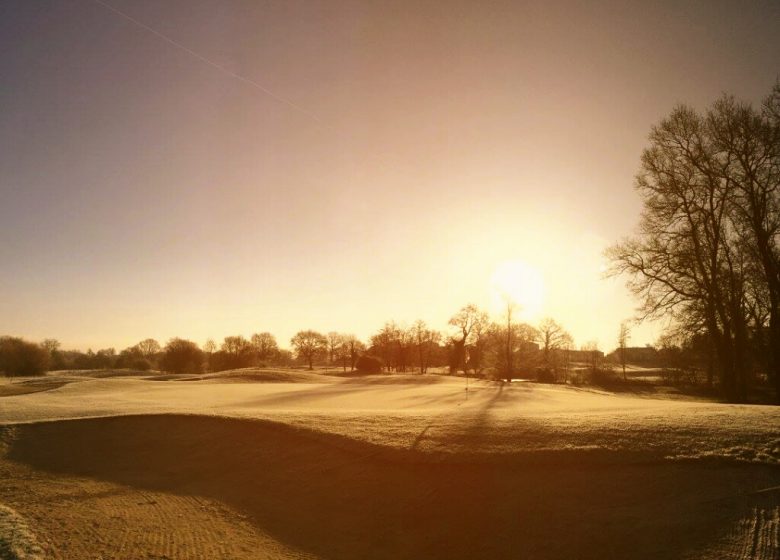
[490,260,545,319]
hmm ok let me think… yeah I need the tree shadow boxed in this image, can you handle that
[4,414,778,560]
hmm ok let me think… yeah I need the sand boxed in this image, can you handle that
[0,370,778,559]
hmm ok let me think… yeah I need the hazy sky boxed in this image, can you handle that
[1,0,779,352]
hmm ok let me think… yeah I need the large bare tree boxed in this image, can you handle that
[608,84,780,402]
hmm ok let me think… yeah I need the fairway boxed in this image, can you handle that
[1,371,778,559]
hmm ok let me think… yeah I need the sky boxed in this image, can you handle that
[1,0,779,352]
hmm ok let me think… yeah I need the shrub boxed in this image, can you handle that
[131,358,152,372]
[588,366,617,385]
[355,355,383,374]
[535,367,557,384]
[0,337,49,376]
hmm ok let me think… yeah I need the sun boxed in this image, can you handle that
[490,260,545,319]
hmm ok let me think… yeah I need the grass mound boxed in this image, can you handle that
[3,414,778,560]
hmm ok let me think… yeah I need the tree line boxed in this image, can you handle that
[0,306,590,382]
[608,81,780,403]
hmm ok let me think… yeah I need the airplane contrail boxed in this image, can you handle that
[92,0,324,125]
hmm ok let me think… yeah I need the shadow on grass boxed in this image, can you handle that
[4,414,779,560]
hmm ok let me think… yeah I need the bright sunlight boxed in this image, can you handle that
[489,260,545,319]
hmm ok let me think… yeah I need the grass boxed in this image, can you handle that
[0,369,778,558]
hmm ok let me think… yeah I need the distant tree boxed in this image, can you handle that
[341,335,365,371]
[582,341,609,382]
[117,346,151,371]
[448,304,488,375]
[326,332,343,366]
[486,319,539,381]
[370,322,401,372]
[218,335,255,369]
[275,349,294,366]
[395,326,415,373]
[500,300,517,382]
[202,339,216,354]
[250,332,278,364]
[94,348,117,369]
[538,318,568,368]
[617,322,631,380]
[202,339,216,371]
[0,337,49,376]
[74,349,96,370]
[136,338,160,358]
[558,332,575,383]
[41,338,60,354]
[41,338,66,370]
[290,330,327,370]
[411,320,441,374]
[336,339,350,371]
[159,338,204,374]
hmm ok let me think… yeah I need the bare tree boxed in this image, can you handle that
[220,336,255,369]
[448,304,488,375]
[708,88,780,401]
[559,332,574,383]
[411,320,441,374]
[291,330,327,370]
[537,318,569,369]
[607,101,754,402]
[503,300,516,382]
[341,335,365,371]
[41,338,60,354]
[326,332,343,366]
[370,322,401,372]
[250,332,278,364]
[136,338,160,358]
[582,341,603,376]
[617,321,631,380]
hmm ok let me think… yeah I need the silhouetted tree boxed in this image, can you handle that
[94,348,117,369]
[326,332,343,366]
[291,330,327,370]
[370,322,401,372]
[341,335,365,371]
[607,94,773,402]
[41,338,60,354]
[0,337,49,376]
[448,304,488,375]
[216,335,255,369]
[136,338,160,358]
[250,332,278,364]
[411,320,441,374]
[537,318,568,369]
[617,322,631,380]
[159,338,204,374]
[41,338,66,370]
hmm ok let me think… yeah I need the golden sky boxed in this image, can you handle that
[1,0,779,351]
